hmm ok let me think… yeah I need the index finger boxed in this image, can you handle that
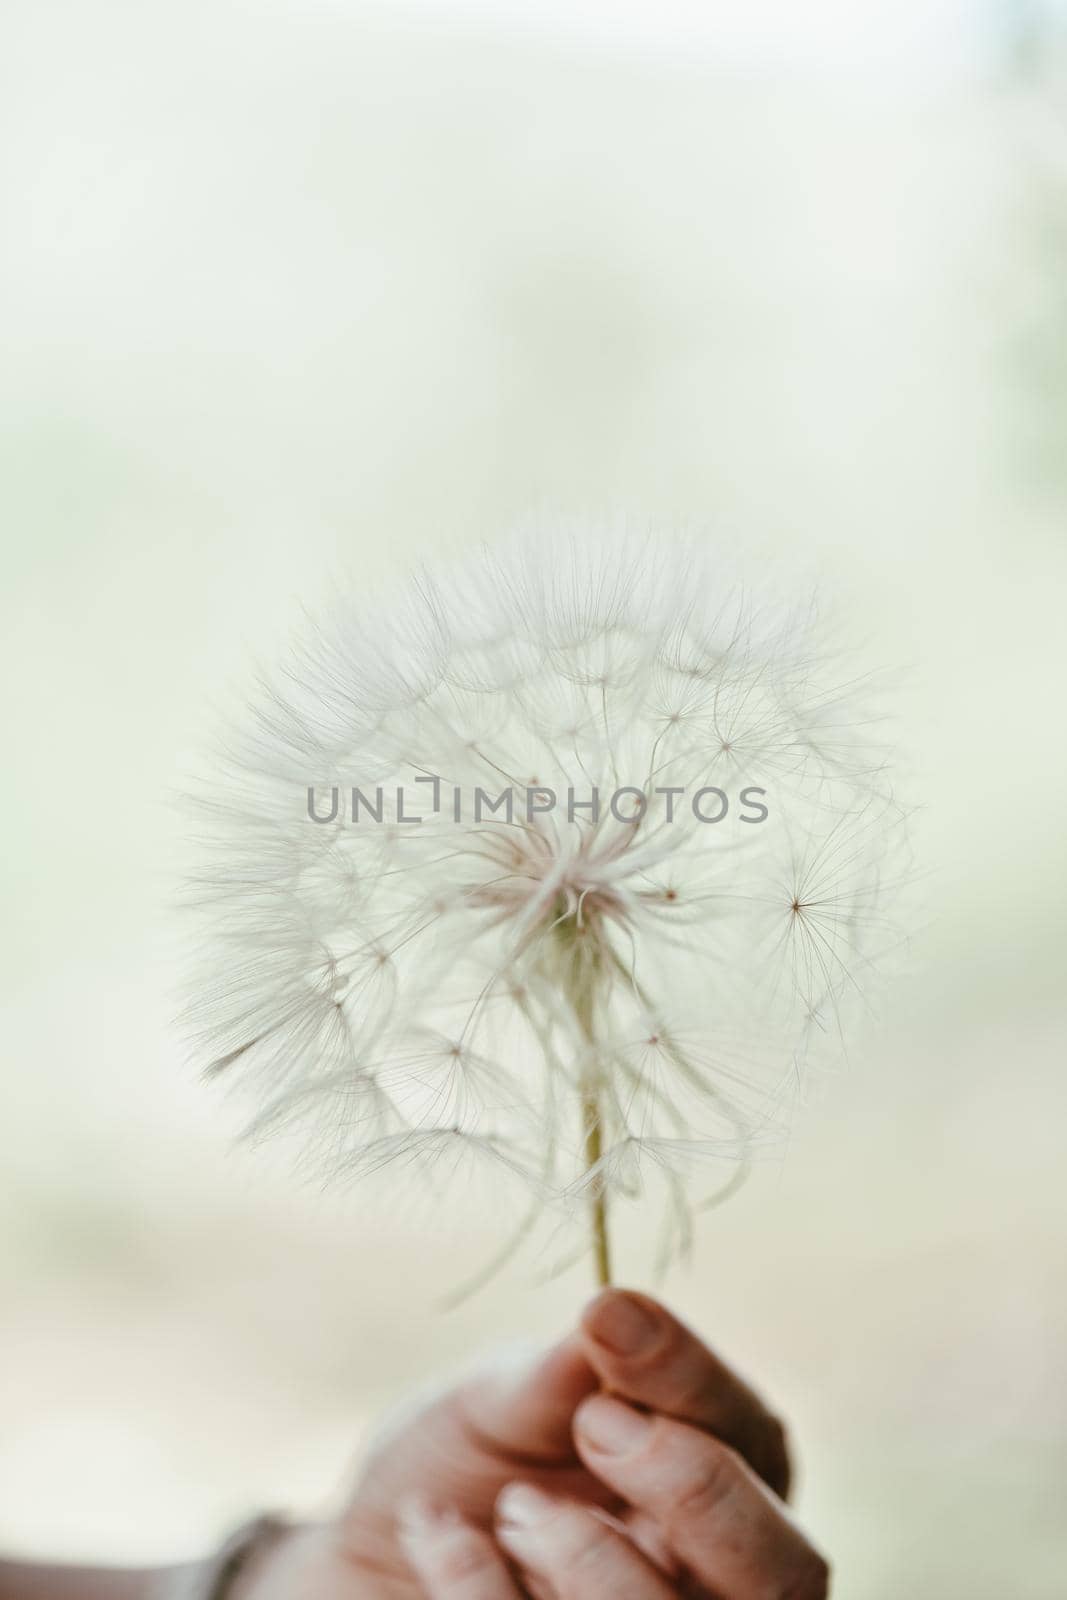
[579,1289,791,1498]
[573,1397,829,1600]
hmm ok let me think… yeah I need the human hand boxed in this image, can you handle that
[238,1289,828,1598]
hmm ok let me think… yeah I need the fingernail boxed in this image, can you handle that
[585,1290,663,1356]
[496,1481,557,1529]
[576,1395,653,1454]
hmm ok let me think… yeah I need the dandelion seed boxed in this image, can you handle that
[182,528,905,1287]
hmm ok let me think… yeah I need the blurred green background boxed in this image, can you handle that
[1,2,1066,1594]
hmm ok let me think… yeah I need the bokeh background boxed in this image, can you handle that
[2,2,1066,1594]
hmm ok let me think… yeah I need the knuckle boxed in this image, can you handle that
[543,1514,623,1599]
[564,1521,617,1575]
[663,1437,739,1532]
[562,1546,649,1600]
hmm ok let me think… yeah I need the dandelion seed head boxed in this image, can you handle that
[182,527,906,1268]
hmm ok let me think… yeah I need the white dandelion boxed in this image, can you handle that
[183,527,905,1286]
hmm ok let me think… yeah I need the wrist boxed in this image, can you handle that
[224,1521,300,1600]
[156,1517,296,1600]
[225,1523,348,1600]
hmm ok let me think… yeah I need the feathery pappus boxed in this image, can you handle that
[182,527,906,1283]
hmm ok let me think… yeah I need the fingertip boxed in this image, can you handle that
[399,1498,520,1594]
[499,1479,678,1600]
[581,1289,669,1359]
[495,1480,558,1530]
[574,1392,654,1455]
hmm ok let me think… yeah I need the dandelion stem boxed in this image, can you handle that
[581,1082,612,1286]
[573,972,612,1287]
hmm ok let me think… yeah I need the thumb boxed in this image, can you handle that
[460,1333,598,1460]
